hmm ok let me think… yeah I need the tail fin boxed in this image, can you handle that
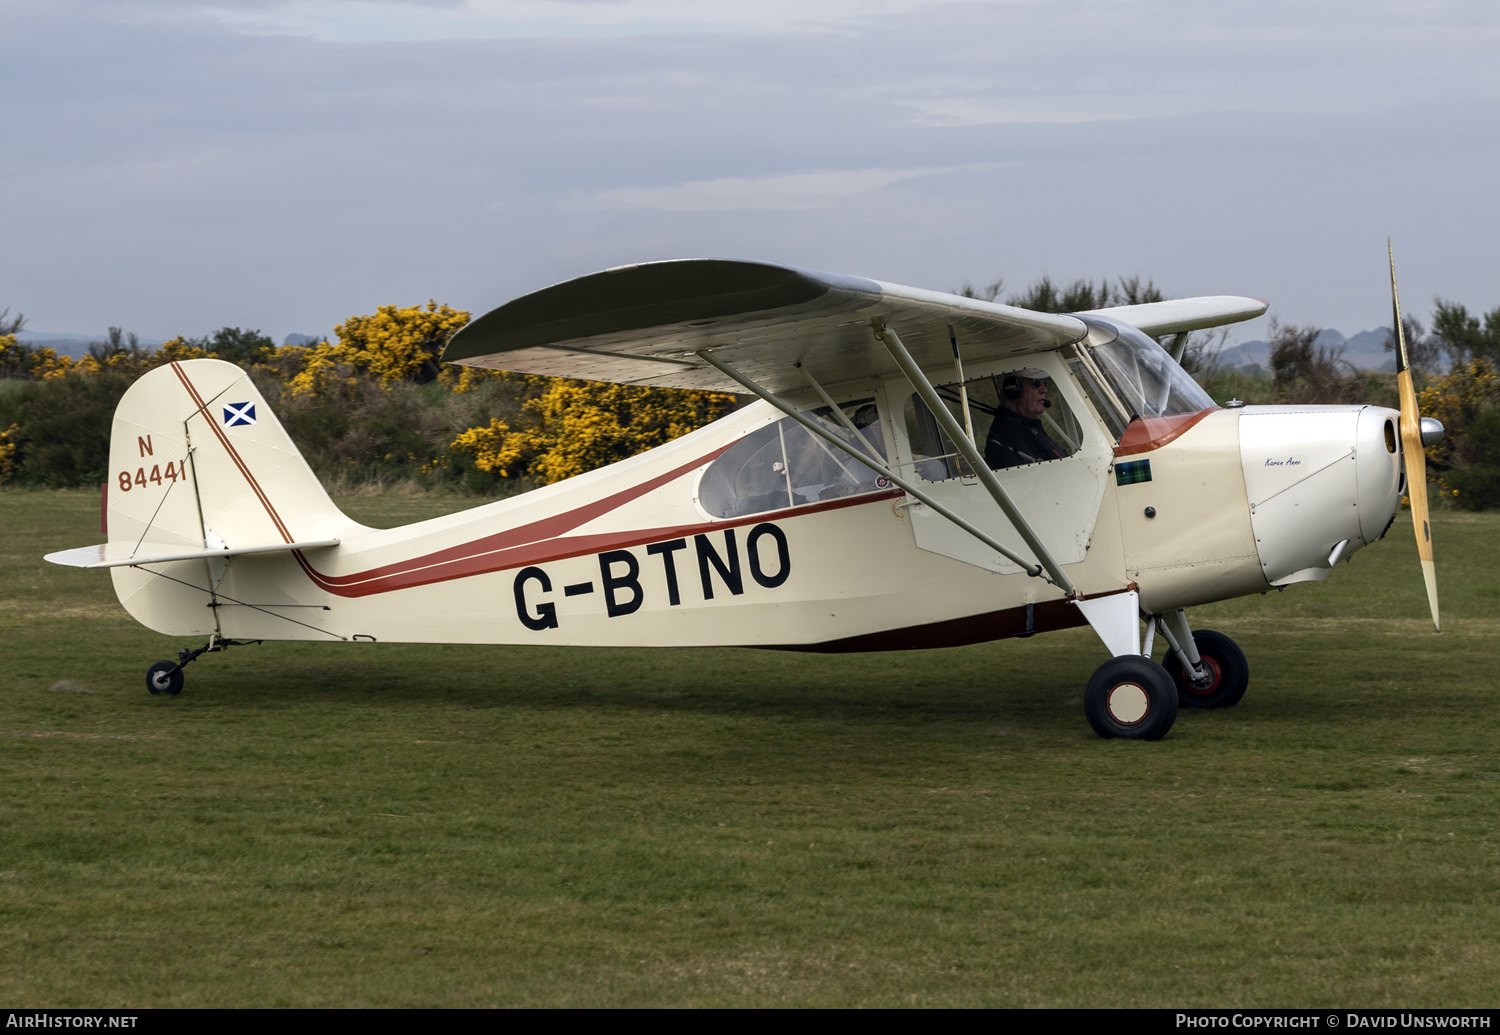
[99,359,352,634]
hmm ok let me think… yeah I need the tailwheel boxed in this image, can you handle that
[142,637,260,696]
[1084,656,1178,740]
[1163,630,1248,709]
[146,660,184,696]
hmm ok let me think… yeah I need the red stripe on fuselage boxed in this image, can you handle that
[170,362,901,601]
[295,444,736,591]
[296,488,903,598]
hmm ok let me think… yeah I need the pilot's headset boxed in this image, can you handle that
[1001,369,1052,408]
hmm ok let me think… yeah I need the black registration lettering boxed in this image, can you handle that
[599,550,644,617]
[513,566,558,631]
[646,538,688,606]
[746,522,791,588]
[694,530,742,600]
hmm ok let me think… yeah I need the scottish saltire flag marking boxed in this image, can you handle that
[223,402,257,427]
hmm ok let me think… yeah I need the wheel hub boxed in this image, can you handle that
[1186,656,1223,694]
[1106,682,1150,724]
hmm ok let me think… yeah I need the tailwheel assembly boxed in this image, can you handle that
[1084,656,1179,740]
[143,637,260,697]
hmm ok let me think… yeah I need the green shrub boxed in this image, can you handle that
[0,374,131,488]
[1447,466,1500,511]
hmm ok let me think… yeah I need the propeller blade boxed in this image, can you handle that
[1388,240,1440,631]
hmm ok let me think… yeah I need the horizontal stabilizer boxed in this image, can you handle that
[45,538,340,570]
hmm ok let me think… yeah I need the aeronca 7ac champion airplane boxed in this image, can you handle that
[47,248,1445,740]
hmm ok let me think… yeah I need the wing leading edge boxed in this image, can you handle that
[442,259,1088,395]
[1079,295,1268,337]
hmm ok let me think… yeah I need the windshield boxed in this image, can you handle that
[1081,316,1215,422]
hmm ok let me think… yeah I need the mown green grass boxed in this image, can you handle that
[2,489,1498,1007]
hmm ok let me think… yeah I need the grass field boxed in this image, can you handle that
[2,489,1498,1007]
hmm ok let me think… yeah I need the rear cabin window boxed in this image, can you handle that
[904,372,1083,482]
[698,400,889,519]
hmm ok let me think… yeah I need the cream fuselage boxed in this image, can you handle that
[104,359,1404,651]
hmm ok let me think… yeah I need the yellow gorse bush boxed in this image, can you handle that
[32,347,77,380]
[285,340,360,400]
[333,301,471,387]
[282,302,474,398]
[1418,359,1499,471]
[0,423,20,484]
[154,337,210,364]
[451,419,525,478]
[451,377,738,484]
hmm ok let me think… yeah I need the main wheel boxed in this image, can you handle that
[1162,630,1249,709]
[1084,656,1178,740]
[146,660,184,696]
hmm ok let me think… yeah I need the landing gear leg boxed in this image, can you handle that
[144,636,261,697]
[1156,610,1249,709]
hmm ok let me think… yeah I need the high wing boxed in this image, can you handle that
[442,259,1087,394]
[1079,295,1267,337]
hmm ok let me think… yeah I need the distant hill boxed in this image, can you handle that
[1216,327,1406,374]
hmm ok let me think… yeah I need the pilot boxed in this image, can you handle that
[985,368,1067,469]
[818,404,885,500]
[851,403,885,459]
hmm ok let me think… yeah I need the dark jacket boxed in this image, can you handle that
[984,407,1066,469]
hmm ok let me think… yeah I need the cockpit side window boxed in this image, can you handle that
[697,399,889,519]
[904,371,1083,482]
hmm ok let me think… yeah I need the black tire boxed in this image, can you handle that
[146,660,183,696]
[1162,630,1249,709]
[1084,656,1178,740]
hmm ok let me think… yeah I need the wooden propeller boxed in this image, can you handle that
[1388,240,1440,632]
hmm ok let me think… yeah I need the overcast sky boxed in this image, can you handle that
[4,0,1497,345]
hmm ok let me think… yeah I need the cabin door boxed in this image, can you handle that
[882,353,1112,575]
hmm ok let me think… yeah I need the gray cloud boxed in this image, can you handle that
[3,0,1498,343]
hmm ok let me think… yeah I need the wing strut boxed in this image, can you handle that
[948,325,977,446]
[872,322,1076,594]
[694,349,1051,581]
